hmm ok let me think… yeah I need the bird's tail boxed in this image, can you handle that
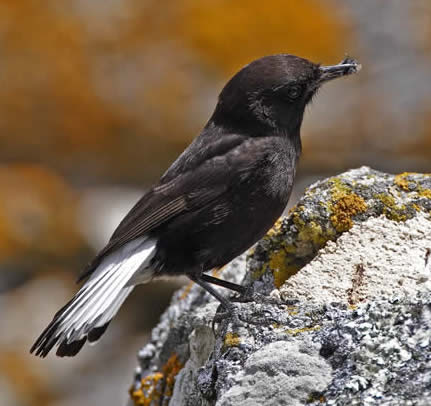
[30,237,156,357]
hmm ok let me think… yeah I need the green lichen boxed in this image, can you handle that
[329,177,352,199]
[374,193,409,222]
[285,325,321,335]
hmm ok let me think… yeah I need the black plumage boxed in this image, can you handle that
[31,54,360,357]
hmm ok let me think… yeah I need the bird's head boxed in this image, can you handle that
[210,54,361,136]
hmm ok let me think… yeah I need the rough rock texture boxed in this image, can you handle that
[278,214,431,305]
[128,167,431,406]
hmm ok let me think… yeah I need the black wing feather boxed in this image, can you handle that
[79,134,251,281]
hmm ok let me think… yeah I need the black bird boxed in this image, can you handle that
[31,54,360,357]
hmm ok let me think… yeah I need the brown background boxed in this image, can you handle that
[0,1,430,405]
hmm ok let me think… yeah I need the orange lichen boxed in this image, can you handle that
[179,281,194,300]
[162,353,184,398]
[130,354,183,405]
[212,266,225,277]
[330,193,367,232]
[224,332,241,347]
[130,373,164,406]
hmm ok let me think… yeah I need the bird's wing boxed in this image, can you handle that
[79,134,260,281]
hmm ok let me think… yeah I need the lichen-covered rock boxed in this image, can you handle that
[128,167,431,406]
[248,167,431,291]
[278,213,431,305]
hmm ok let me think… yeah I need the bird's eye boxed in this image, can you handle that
[287,85,302,99]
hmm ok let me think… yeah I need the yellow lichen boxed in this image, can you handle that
[292,208,306,228]
[264,217,284,239]
[253,216,303,285]
[285,325,320,335]
[286,306,298,315]
[264,246,302,288]
[224,332,241,347]
[394,172,412,191]
[288,203,300,215]
[330,193,367,232]
[273,264,301,288]
[129,354,183,405]
[419,188,431,199]
[268,248,287,271]
[394,172,431,198]
[412,203,422,212]
[297,220,330,247]
[258,204,336,287]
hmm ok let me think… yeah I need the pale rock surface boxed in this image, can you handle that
[128,168,431,406]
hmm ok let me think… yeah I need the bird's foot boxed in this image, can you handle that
[230,290,264,304]
[230,287,282,306]
[212,303,244,333]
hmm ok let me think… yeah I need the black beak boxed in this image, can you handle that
[319,57,361,83]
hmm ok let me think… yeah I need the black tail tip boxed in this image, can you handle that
[56,337,87,357]
[30,337,88,358]
[30,322,111,358]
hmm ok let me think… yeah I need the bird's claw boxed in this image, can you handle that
[211,303,244,333]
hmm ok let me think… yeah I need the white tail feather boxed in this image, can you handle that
[64,237,156,339]
[31,237,157,356]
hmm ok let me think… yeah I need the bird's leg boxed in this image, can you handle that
[190,275,236,312]
[200,272,267,306]
[200,274,247,295]
[189,275,245,332]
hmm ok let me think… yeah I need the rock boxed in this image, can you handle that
[279,214,431,305]
[128,168,431,406]
[216,340,332,406]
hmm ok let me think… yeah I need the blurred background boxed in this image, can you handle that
[0,0,430,405]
